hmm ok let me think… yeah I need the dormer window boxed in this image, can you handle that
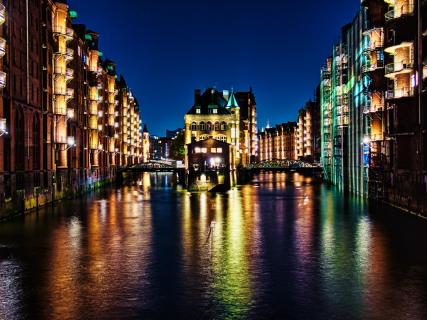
[196,108,201,114]
[212,108,218,114]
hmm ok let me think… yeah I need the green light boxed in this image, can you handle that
[69,10,78,19]
[98,51,103,57]
[85,34,92,41]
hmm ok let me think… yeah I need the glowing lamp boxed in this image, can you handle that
[67,136,76,147]
[67,108,75,119]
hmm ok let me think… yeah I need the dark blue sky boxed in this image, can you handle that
[68,0,359,135]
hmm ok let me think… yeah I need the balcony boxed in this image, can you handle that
[66,88,74,99]
[65,68,74,79]
[363,103,384,114]
[65,48,74,60]
[385,2,414,21]
[66,27,74,39]
[363,40,384,55]
[384,41,413,55]
[54,66,66,75]
[371,134,383,142]
[337,105,349,116]
[362,60,384,73]
[54,86,66,95]
[385,61,413,78]
[0,4,5,25]
[385,86,415,99]
[89,116,98,130]
[0,37,5,58]
[54,101,67,115]
[0,71,6,89]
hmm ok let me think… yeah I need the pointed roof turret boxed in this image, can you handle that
[226,91,240,108]
[143,124,148,133]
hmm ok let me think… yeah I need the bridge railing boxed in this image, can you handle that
[246,160,322,170]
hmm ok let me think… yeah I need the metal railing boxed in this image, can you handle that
[386,86,415,99]
[0,4,5,25]
[65,48,74,59]
[0,37,6,58]
[362,60,384,73]
[66,88,74,98]
[363,40,384,52]
[0,71,6,89]
[385,61,413,75]
[363,103,384,114]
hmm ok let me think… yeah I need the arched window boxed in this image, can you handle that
[206,122,212,131]
[214,122,220,131]
[15,108,25,171]
[191,122,197,131]
[199,121,205,131]
[221,121,227,131]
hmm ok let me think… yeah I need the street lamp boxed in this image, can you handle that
[0,118,8,137]
[67,136,76,148]
[66,108,74,120]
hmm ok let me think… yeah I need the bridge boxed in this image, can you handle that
[245,160,322,173]
[120,160,185,172]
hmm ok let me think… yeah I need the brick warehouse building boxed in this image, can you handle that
[0,0,148,217]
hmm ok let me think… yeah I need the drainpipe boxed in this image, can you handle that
[26,0,29,104]
[417,0,424,184]
[26,0,30,168]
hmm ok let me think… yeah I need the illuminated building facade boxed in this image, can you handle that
[320,57,333,180]
[0,0,145,217]
[235,89,258,164]
[382,0,426,212]
[296,100,320,162]
[184,88,257,169]
[258,122,297,161]
[321,0,426,213]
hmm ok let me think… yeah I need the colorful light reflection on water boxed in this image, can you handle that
[0,172,427,319]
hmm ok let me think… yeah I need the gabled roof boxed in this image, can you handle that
[186,88,231,115]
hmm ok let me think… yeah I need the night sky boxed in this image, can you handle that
[68,0,360,135]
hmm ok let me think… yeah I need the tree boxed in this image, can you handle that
[170,131,185,160]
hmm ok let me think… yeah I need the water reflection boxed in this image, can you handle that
[0,172,426,319]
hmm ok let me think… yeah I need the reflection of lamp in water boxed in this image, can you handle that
[200,174,207,182]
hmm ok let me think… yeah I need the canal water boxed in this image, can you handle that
[1,172,427,320]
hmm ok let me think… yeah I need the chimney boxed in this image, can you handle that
[194,89,201,106]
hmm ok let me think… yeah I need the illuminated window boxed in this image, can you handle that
[201,148,207,153]
[214,122,220,131]
[220,122,227,131]
[196,108,201,114]
[212,109,218,114]
[200,122,205,131]
[217,148,223,153]
[191,122,197,131]
[195,147,201,153]
[214,136,227,142]
[211,148,217,153]
[206,122,212,131]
